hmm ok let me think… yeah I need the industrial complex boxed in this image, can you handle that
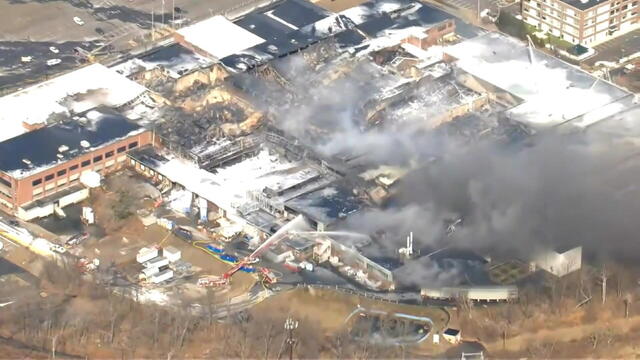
[1,0,640,357]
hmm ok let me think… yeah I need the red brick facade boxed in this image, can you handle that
[0,130,153,214]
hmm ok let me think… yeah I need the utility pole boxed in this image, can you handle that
[477,0,481,23]
[172,0,175,27]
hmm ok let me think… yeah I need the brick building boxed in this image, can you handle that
[522,0,640,45]
[0,109,152,220]
[401,19,456,49]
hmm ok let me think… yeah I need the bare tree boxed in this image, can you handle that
[598,265,609,305]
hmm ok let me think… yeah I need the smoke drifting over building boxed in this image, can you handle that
[251,30,640,267]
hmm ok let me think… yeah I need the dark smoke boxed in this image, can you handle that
[239,35,640,273]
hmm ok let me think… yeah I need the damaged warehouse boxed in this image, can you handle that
[5,6,640,353]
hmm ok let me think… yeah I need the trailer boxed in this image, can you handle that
[143,257,169,269]
[140,266,161,280]
[137,247,159,263]
[150,269,173,284]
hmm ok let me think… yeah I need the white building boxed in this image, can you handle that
[522,0,640,46]
[531,246,582,277]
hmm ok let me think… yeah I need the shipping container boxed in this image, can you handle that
[137,247,159,263]
[150,269,173,284]
[143,256,169,269]
[205,244,224,254]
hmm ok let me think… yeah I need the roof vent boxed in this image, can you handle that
[58,145,69,153]
[80,140,90,148]
[580,0,588,3]
[56,154,64,160]
[267,44,279,54]
[22,158,32,166]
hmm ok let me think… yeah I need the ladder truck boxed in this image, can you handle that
[198,215,304,287]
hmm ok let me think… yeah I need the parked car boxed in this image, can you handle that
[46,59,62,66]
[66,232,89,247]
[20,56,33,63]
[73,16,85,25]
[49,46,59,54]
[173,227,193,241]
[50,244,67,254]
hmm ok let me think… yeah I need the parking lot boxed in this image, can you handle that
[583,28,640,67]
[0,0,265,92]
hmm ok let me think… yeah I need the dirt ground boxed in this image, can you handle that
[252,288,451,352]
[68,172,256,301]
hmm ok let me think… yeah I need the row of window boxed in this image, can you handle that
[0,177,11,189]
[31,141,138,187]
[32,154,131,200]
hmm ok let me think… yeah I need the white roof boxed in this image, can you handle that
[156,149,304,212]
[177,15,265,59]
[0,63,147,142]
[445,33,633,128]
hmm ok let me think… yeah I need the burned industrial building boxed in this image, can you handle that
[2,0,640,339]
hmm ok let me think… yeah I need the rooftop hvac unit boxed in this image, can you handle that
[80,140,90,148]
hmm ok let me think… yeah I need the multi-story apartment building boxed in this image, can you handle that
[522,0,640,45]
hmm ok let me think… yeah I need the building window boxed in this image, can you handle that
[32,178,42,186]
[128,141,139,149]
[106,150,114,158]
[94,155,103,162]
[117,146,127,153]
[0,177,11,188]
[70,164,79,171]
[81,160,91,167]
[57,169,67,177]
[44,174,54,181]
